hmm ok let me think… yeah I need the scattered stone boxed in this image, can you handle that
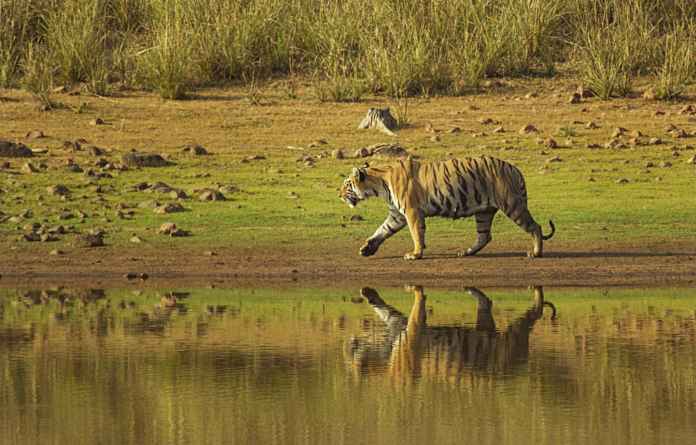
[40,233,58,242]
[204,250,217,256]
[75,232,104,247]
[198,189,226,201]
[587,143,601,149]
[605,139,626,149]
[358,108,398,136]
[678,105,695,115]
[447,127,461,134]
[654,110,666,116]
[645,161,655,168]
[47,184,70,196]
[545,138,558,149]
[87,145,105,156]
[158,222,190,237]
[66,163,83,173]
[569,93,581,104]
[58,210,75,220]
[21,162,39,174]
[430,135,441,142]
[525,92,538,99]
[519,124,538,134]
[0,141,33,157]
[169,189,188,200]
[627,137,642,146]
[664,123,678,132]
[642,88,656,100]
[628,130,644,138]
[478,117,498,125]
[648,137,662,145]
[308,139,328,148]
[243,154,266,162]
[90,117,105,126]
[492,126,505,134]
[350,215,364,222]
[25,130,44,139]
[287,192,299,199]
[23,232,41,242]
[182,144,209,155]
[546,156,562,163]
[611,127,628,138]
[686,155,696,165]
[660,161,672,168]
[370,143,410,159]
[49,249,64,256]
[154,203,185,214]
[332,149,345,159]
[354,147,371,158]
[121,152,171,168]
[616,178,630,184]
[424,122,437,133]
[576,85,594,98]
[669,128,688,138]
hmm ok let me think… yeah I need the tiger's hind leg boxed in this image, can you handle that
[506,207,544,257]
[459,209,497,257]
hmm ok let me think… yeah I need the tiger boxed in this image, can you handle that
[345,285,556,380]
[339,156,555,259]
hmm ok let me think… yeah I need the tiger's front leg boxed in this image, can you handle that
[404,208,426,260]
[360,210,407,257]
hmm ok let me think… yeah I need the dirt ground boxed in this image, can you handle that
[1,239,695,289]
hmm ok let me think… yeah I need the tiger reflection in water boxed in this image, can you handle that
[345,286,555,380]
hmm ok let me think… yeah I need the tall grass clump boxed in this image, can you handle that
[0,0,39,87]
[308,1,367,102]
[653,23,696,100]
[21,42,55,108]
[140,0,193,99]
[44,0,110,94]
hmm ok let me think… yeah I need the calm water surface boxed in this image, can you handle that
[1,285,695,445]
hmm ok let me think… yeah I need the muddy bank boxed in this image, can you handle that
[1,241,695,289]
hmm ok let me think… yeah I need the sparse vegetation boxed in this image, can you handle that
[0,0,693,100]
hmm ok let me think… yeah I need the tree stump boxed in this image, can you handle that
[358,108,398,136]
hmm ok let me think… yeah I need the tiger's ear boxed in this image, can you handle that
[352,167,366,182]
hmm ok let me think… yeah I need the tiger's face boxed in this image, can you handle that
[339,167,378,208]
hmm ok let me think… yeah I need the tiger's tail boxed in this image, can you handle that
[542,220,556,240]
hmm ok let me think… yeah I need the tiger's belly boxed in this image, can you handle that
[423,199,490,219]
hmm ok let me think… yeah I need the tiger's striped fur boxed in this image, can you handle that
[339,156,554,259]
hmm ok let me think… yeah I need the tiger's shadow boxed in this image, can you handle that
[346,286,556,379]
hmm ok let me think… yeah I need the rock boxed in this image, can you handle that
[642,88,656,100]
[605,139,625,149]
[370,143,410,159]
[678,105,695,115]
[358,108,398,136]
[332,149,345,160]
[627,137,642,146]
[47,185,70,196]
[154,202,185,214]
[354,147,371,158]
[75,232,104,247]
[243,154,266,162]
[519,124,538,134]
[585,121,599,129]
[616,178,629,184]
[478,118,498,125]
[23,232,41,242]
[492,126,505,133]
[525,92,538,99]
[587,143,602,149]
[66,163,83,173]
[686,155,696,164]
[628,130,644,138]
[90,117,105,126]
[1,141,34,157]
[350,215,364,221]
[121,152,172,168]
[664,124,678,132]
[198,189,226,201]
[49,249,64,256]
[40,233,58,242]
[611,127,627,138]
[447,127,461,134]
[58,210,75,220]
[87,145,105,156]
[308,139,328,148]
[645,161,655,168]
[21,162,39,174]
[430,135,441,142]
[648,137,662,145]
[569,93,581,104]
[169,189,188,199]
[577,85,594,98]
[182,144,208,155]
[545,138,558,149]
[25,130,44,139]
[669,128,688,138]
[158,222,190,237]
[654,110,666,116]
[546,156,562,163]
[130,235,143,243]
[659,161,672,168]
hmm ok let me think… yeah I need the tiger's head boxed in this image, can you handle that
[339,163,381,208]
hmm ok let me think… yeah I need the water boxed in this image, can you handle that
[1,285,695,445]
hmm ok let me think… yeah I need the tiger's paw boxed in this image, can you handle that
[403,252,422,261]
[458,249,476,257]
[359,240,380,257]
